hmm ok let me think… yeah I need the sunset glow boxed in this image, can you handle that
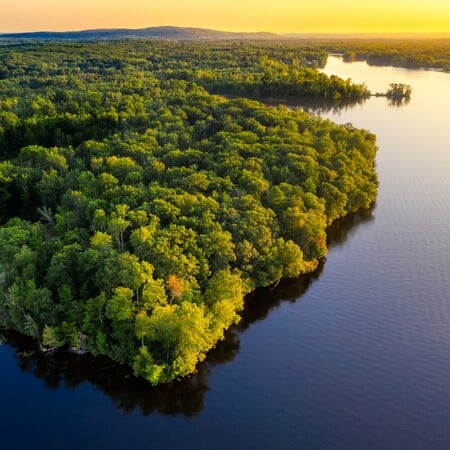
[1,0,450,34]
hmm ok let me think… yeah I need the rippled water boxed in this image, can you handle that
[1,56,450,450]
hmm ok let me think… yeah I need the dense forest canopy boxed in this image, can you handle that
[0,40,378,384]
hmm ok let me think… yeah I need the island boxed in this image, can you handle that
[0,41,378,385]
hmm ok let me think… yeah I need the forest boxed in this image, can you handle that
[0,40,378,384]
[310,39,450,72]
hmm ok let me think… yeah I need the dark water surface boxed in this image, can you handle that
[1,57,450,450]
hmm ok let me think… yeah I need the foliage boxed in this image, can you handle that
[0,40,378,384]
[385,83,412,100]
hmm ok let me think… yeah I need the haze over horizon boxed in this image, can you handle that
[1,0,449,34]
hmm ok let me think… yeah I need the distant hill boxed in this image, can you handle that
[3,26,446,43]
[0,26,279,41]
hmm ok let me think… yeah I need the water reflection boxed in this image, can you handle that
[386,96,411,108]
[286,95,407,115]
[325,205,375,248]
[0,207,374,417]
[295,97,368,115]
[4,330,212,417]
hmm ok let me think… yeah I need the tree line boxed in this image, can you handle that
[311,39,450,72]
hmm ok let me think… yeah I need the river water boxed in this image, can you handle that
[1,56,450,450]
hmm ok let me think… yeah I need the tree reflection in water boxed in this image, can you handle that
[297,97,368,115]
[1,207,374,417]
[284,95,411,114]
[386,96,411,108]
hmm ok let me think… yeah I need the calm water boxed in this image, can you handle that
[1,57,450,450]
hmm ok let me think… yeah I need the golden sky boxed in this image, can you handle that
[1,0,449,33]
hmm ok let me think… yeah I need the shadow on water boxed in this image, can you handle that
[1,207,375,417]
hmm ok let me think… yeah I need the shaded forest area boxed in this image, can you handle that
[0,41,378,384]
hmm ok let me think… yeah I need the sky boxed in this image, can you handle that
[1,0,450,34]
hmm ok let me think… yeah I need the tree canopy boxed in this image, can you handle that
[0,40,378,384]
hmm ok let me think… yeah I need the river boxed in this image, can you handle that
[1,56,450,450]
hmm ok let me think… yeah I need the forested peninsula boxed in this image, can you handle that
[0,41,378,384]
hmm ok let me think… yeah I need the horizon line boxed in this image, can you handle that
[1,25,450,37]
